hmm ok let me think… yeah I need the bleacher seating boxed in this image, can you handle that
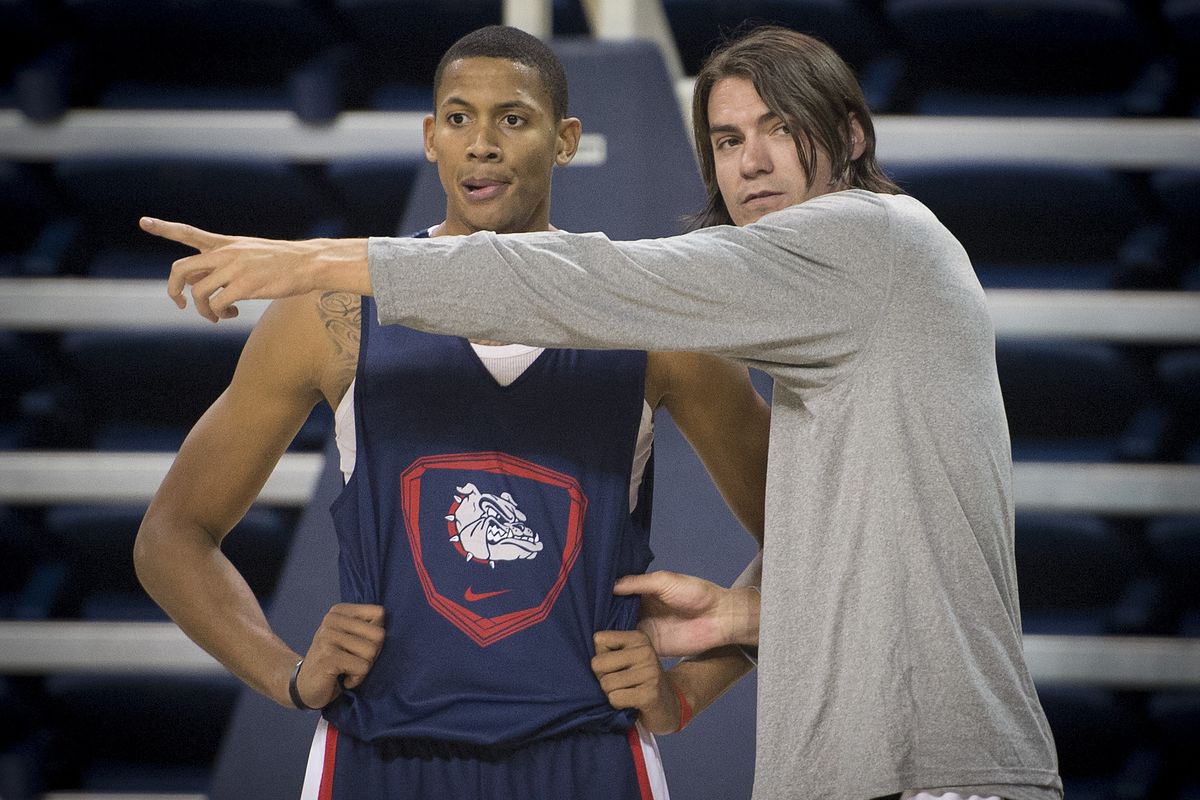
[1015,513,1165,636]
[53,156,334,278]
[324,156,423,236]
[1148,689,1200,800]
[40,672,240,794]
[1151,169,1200,288]
[1038,685,1158,800]
[0,161,62,278]
[996,340,1165,462]
[41,504,292,621]
[887,164,1163,290]
[0,2,1197,799]
[52,330,247,451]
[60,0,341,121]
[1156,348,1200,462]
[1163,0,1200,115]
[662,0,904,110]
[0,507,37,619]
[885,0,1171,116]
[1147,517,1200,636]
[0,331,48,449]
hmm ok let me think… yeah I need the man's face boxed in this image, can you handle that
[707,76,841,227]
[425,57,579,236]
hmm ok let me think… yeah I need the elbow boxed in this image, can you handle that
[133,504,224,593]
[132,515,163,593]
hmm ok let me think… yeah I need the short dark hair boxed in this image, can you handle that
[433,25,569,121]
[691,25,902,229]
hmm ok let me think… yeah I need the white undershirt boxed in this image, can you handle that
[333,341,655,511]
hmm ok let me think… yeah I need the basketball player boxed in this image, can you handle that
[134,27,768,800]
[142,24,1063,800]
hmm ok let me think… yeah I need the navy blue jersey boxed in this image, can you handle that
[324,268,653,749]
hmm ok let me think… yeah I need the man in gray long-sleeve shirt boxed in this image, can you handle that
[144,24,1061,800]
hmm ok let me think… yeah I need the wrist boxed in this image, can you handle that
[725,585,760,647]
[288,658,320,711]
[668,676,693,732]
[313,238,371,295]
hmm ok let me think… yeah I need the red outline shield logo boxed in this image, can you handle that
[400,452,587,647]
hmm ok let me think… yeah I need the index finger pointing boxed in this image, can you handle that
[140,217,228,252]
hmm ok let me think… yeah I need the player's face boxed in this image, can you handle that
[707,76,841,227]
[425,57,580,236]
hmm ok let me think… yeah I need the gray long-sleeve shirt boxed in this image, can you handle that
[368,190,1062,800]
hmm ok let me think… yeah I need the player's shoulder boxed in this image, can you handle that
[250,291,360,361]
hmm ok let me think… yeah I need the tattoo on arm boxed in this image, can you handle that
[318,292,361,388]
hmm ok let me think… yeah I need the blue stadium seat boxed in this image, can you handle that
[0,161,74,277]
[42,504,294,620]
[887,164,1155,289]
[1148,690,1200,800]
[663,0,902,110]
[0,508,39,619]
[0,0,57,117]
[42,672,240,794]
[1164,0,1200,116]
[1037,686,1158,800]
[52,327,332,452]
[335,0,504,109]
[1151,170,1200,288]
[53,330,247,450]
[0,676,47,798]
[1156,348,1200,463]
[54,156,332,278]
[334,0,587,110]
[324,157,424,236]
[0,1,47,75]
[1146,517,1200,636]
[1015,512,1161,635]
[885,0,1171,116]
[0,331,51,450]
[996,340,1165,462]
[59,0,341,120]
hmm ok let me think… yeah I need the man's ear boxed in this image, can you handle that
[555,117,582,166]
[423,114,438,163]
[848,113,866,161]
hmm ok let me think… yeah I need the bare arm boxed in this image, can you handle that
[653,352,769,543]
[133,295,380,707]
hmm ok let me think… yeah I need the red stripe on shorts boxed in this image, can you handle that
[626,726,654,800]
[318,723,339,800]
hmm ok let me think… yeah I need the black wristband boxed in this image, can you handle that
[289,658,319,711]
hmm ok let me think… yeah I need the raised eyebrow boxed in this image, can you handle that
[495,100,537,114]
[439,95,475,111]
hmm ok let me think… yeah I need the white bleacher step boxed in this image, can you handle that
[3,280,1200,344]
[2,452,1197,514]
[3,620,1198,691]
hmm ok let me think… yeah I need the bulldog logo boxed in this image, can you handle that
[400,452,588,647]
[446,483,544,567]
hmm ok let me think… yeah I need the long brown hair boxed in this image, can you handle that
[690,25,901,229]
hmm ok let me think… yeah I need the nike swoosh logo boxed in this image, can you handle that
[464,586,510,602]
